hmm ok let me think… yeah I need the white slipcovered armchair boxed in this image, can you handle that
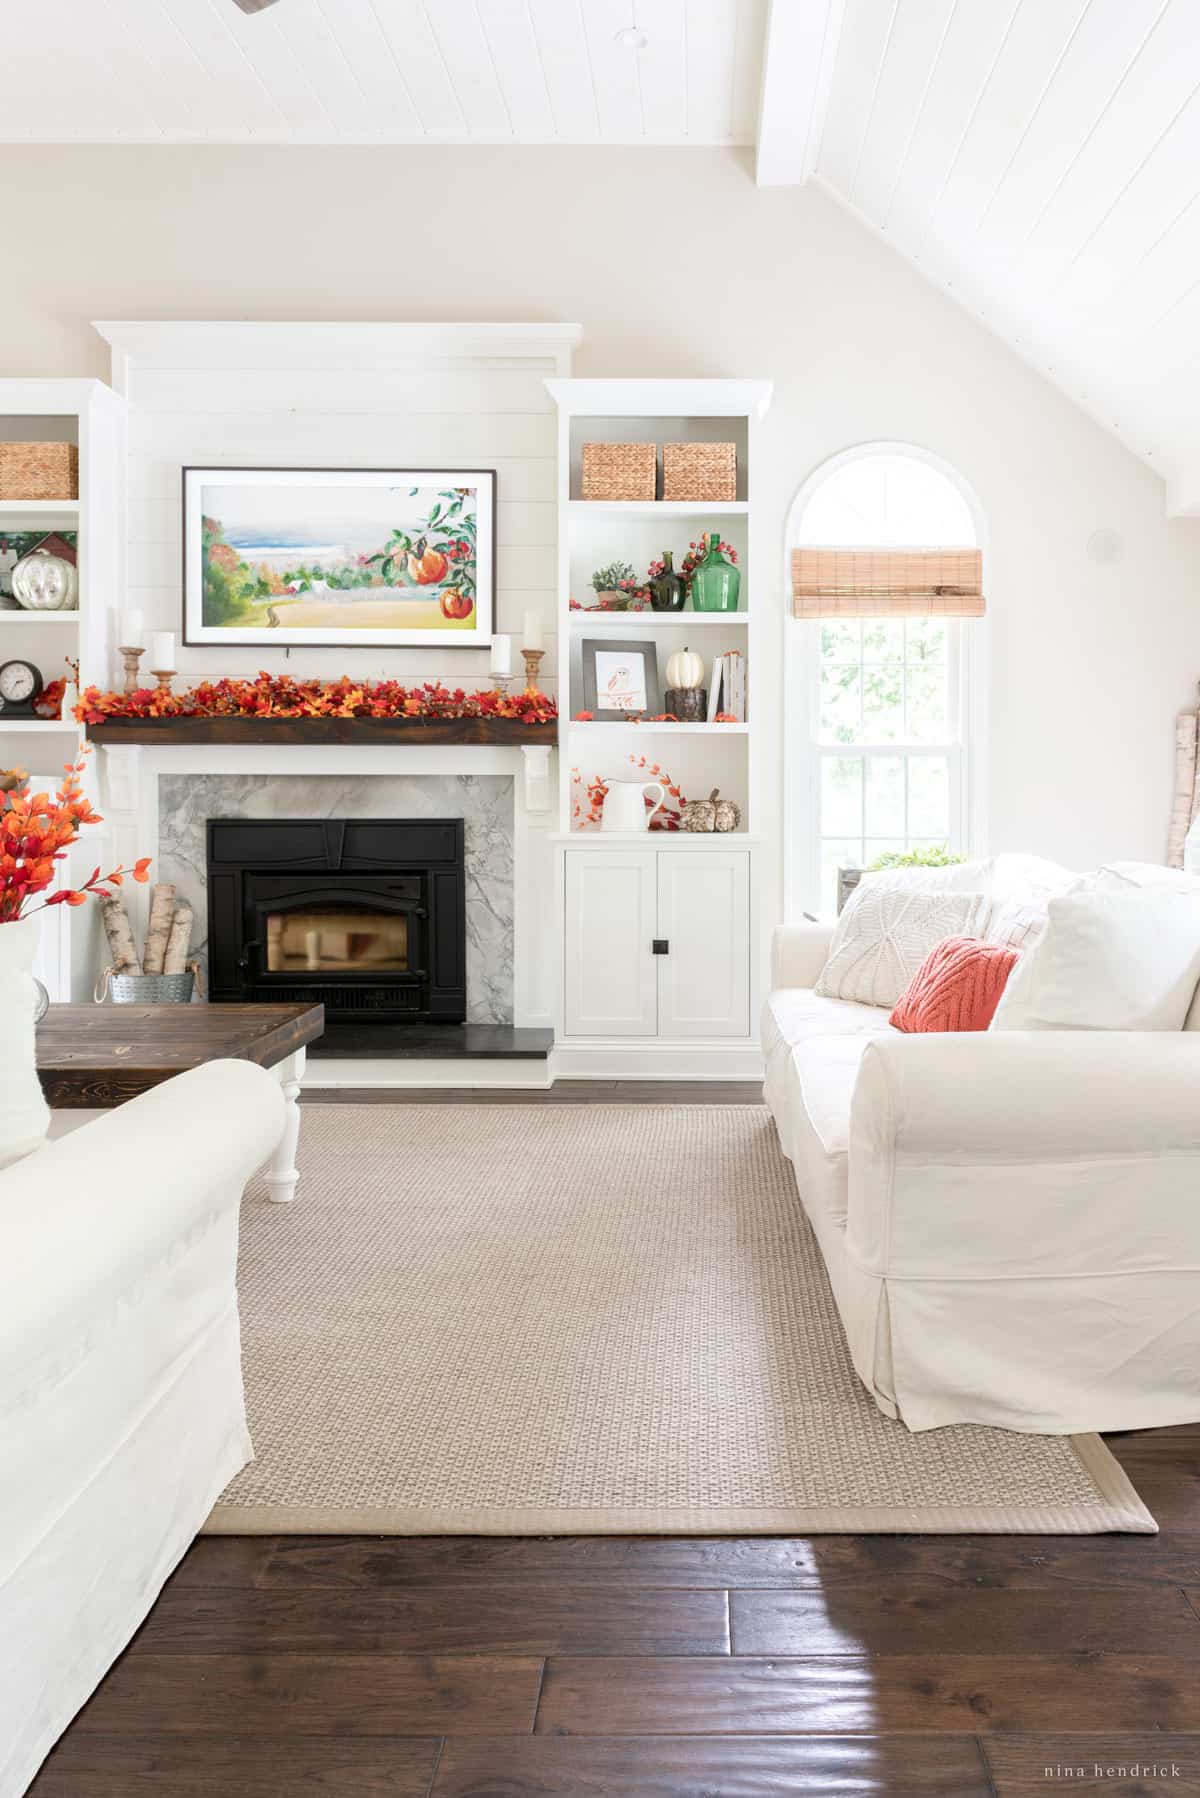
[1,1059,283,1797]
[764,920,1200,1434]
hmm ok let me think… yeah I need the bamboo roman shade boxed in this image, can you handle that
[791,547,985,619]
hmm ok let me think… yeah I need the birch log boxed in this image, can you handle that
[142,882,177,975]
[99,895,140,974]
[1167,712,1198,868]
[163,902,193,976]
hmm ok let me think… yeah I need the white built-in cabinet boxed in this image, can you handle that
[546,377,771,1068]
[564,847,750,1039]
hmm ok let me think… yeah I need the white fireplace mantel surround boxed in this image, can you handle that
[78,319,581,1085]
[100,739,557,1088]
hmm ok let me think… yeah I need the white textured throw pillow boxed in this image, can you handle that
[990,892,1200,1032]
[815,888,985,1009]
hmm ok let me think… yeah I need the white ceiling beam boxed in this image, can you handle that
[1165,463,1200,520]
[755,0,845,187]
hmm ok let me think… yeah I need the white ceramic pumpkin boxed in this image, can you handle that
[11,548,78,612]
[665,646,704,691]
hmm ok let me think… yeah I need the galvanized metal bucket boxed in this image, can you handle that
[107,970,195,1005]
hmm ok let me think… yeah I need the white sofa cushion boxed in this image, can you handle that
[762,989,897,1232]
[1093,860,1200,894]
[815,887,985,1008]
[991,892,1200,1032]
[847,851,1076,908]
[762,987,892,1057]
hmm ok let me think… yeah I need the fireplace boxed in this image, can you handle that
[206,817,466,1028]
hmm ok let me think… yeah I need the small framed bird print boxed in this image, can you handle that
[182,466,496,648]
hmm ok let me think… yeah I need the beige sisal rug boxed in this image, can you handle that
[207,1104,1153,1536]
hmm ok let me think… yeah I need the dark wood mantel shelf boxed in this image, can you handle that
[86,716,557,747]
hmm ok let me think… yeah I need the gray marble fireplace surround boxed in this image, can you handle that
[157,774,515,1025]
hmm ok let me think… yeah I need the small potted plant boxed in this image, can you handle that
[590,561,647,610]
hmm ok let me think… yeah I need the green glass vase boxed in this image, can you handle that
[689,532,741,613]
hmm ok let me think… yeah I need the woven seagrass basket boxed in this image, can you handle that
[662,441,736,502]
[581,441,656,502]
[0,442,79,501]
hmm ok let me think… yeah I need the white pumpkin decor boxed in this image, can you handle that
[12,547,78,613]
[665,646,704,691]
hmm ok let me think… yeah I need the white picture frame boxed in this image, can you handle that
[182,466,496,649]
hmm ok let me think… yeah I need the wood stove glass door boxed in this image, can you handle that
[265,903,412,975]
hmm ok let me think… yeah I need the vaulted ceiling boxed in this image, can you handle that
[0,0,766,146]
[5,0,1199,512]
[763,0,1200,515]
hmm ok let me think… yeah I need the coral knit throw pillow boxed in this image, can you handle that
[889,935,1019,1034]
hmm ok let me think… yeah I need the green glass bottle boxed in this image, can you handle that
[648,549,685,612]
[689,532,741,613]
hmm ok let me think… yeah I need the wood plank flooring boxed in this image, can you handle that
[28,1084,1200,1798]
[29,1439,1200,1797]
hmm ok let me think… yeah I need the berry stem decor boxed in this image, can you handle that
[74,673,557,726]
[570,754,686,830]
[1,751,151,922]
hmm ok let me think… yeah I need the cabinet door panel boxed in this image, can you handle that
[656,852,750,1038]
[564,851,657,1036]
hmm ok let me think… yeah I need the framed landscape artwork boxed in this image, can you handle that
[182,467,496,648]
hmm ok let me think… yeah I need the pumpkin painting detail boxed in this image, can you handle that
[680,787,742,833]
[665,646,704,691]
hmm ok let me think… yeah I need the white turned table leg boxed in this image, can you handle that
[264,1049,304,1204]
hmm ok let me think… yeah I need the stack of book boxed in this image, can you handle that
[707,649,746,722]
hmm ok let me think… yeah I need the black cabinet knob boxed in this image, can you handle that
[652,939,669,955]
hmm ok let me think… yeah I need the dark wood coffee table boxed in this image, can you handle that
[35,1002,324,1203]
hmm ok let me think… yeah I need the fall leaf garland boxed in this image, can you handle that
[75,673,558,726]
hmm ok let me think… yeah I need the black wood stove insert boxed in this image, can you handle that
[206,817,466,1031]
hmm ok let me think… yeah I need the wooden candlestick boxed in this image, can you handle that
[150,669,175,697]
[119,645,144,695]
[522,648,545,693]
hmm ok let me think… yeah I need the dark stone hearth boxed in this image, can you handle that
[311,1023,554,1060]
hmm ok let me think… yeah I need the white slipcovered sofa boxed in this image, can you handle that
[1,1059,283,1798]
[764,919,1200,1436]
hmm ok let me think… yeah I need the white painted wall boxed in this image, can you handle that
[104,331,563,694]
[3,144,1198,896]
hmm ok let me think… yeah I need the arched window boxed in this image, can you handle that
[786,445,985,915]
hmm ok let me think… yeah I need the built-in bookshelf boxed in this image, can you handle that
[0,380,124,1000]
[544,379,769,842]
[544,378,771,1067]
[0,380,123,742]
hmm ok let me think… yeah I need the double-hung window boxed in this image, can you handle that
[789,448,983,915]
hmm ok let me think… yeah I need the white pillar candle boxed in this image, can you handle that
[489,633,513,677]
[149,630,175,669]
[121,608,144,645]
[522,610,543,653]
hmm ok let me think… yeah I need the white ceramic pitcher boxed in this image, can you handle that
[601,778,665,833]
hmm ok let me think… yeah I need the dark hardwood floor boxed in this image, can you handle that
[28,1440,1200,1798]
[28,1083,1200,1797]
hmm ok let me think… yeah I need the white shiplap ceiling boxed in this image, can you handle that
[0,0,765,146]
[5,0,1200,509]
[759,0,1200,513]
